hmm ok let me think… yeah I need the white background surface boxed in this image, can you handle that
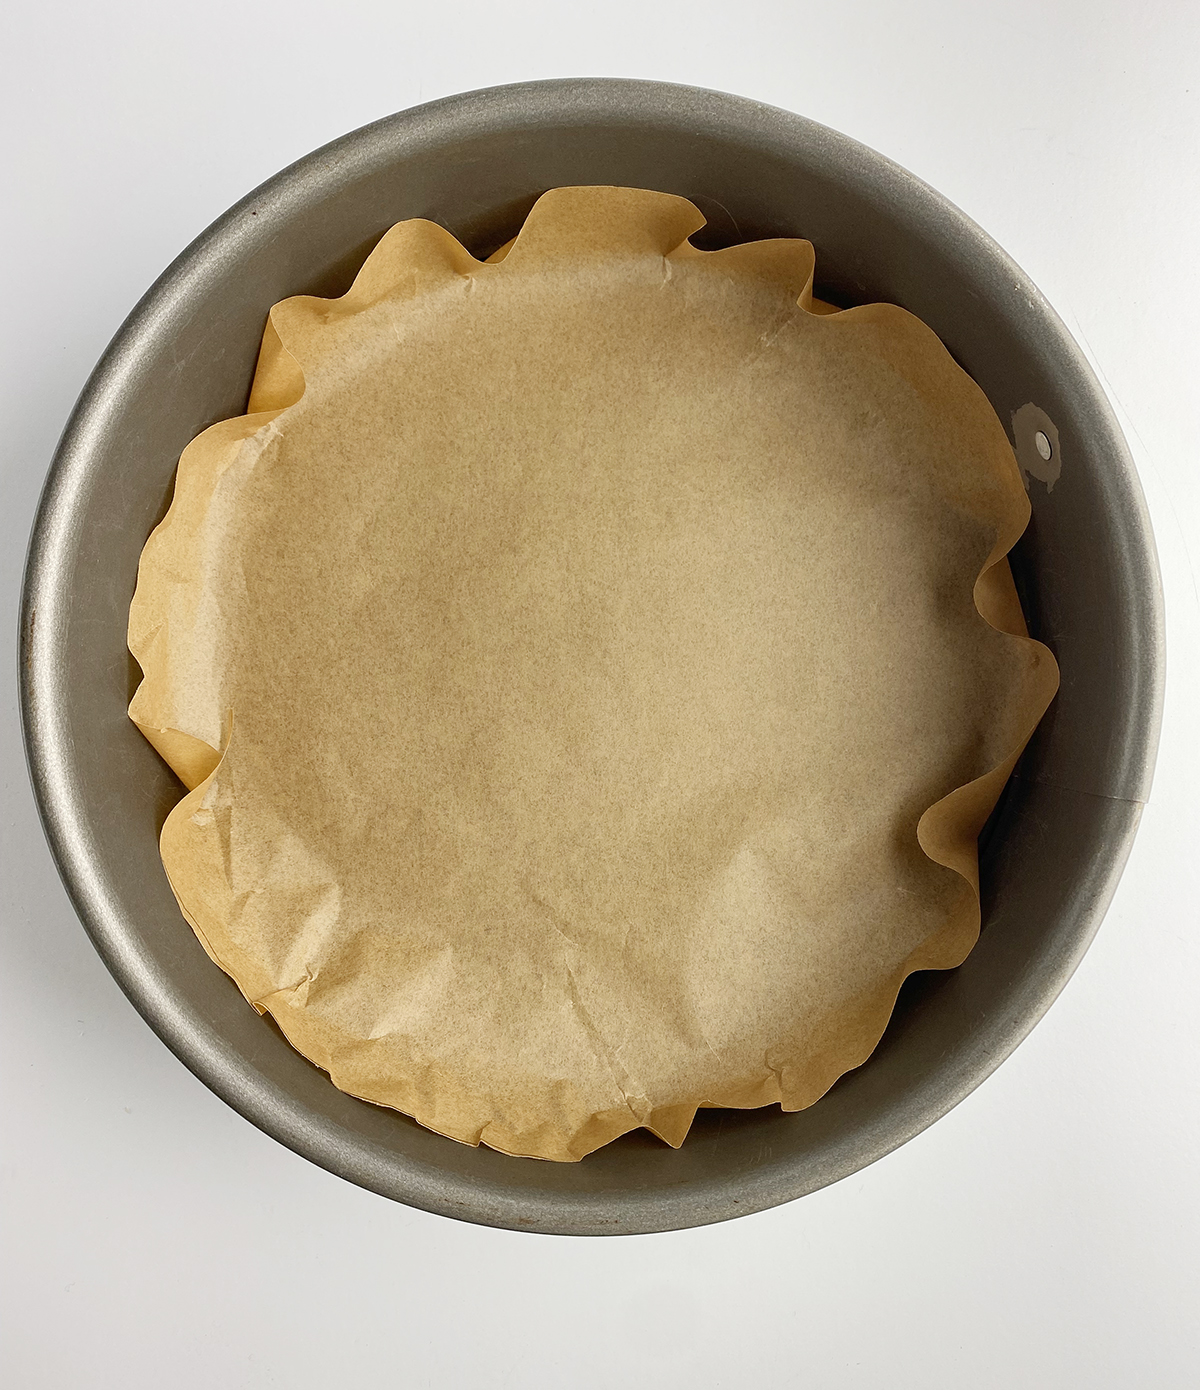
[2,2,1197,1385]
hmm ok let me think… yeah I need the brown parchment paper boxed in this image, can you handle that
[128,187,1059,1161]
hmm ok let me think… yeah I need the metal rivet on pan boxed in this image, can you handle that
[1012,403,1062,492]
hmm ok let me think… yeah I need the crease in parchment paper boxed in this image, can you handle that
[129,186,1059,1161]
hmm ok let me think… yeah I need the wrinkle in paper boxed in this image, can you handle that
[129,187,1059,1161]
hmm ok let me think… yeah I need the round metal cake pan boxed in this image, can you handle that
[20,78,1164,1235]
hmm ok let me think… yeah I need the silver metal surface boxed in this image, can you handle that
[19,78,1164,1235]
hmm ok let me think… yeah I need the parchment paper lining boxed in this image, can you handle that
[129,187,1058,1160]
